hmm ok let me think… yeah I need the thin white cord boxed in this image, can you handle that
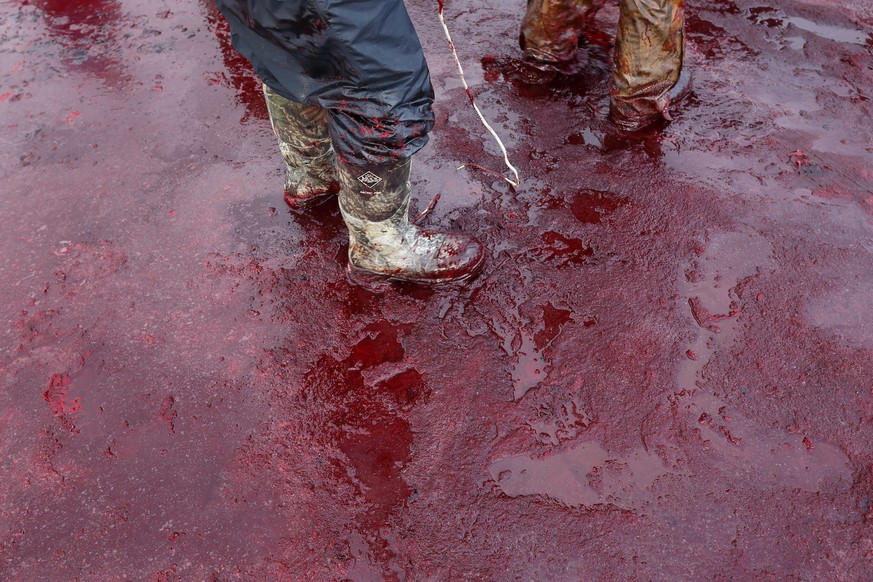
[437,6,521,189]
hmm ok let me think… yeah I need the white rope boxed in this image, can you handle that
[437,5,521,189]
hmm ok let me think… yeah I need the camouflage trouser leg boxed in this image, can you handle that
[610,0,685,129]
[519,0,594,68]
[262,84,340,206]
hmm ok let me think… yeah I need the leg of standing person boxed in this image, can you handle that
[609,0,692,131]
[213,0,484,283]
[518,0,594,72]
[262,85,339,208]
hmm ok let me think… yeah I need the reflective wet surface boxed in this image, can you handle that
[2,0,873,579]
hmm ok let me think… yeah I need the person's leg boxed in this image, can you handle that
[610,0,690,131]
[316,0,483,283]
[213,0,484,283]
[262,84,339,208]
[214,0,434,169]
[519,0,594,71]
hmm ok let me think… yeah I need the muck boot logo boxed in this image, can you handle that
[357,171,383,188]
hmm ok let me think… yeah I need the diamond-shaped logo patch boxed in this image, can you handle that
[357,171,382,188]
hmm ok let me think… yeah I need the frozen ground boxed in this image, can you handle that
[1,0,872,579]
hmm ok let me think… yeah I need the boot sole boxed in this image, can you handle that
[345,253,486,287]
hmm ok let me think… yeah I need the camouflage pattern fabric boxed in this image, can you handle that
[519,0,594,69]
[520,0,685,127]
[610,0,685,129]
[262,84,338,201]
[336,158,412,223]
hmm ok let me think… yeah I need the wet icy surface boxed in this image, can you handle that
[2,0,873,579]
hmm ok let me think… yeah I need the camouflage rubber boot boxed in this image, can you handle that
[263,84,340,208]
[337,158,485,284]
[609,0,691,131]
[519,0,594,73]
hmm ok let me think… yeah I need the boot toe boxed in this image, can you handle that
[433,235,486,282]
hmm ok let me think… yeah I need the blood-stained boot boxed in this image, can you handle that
[263,84,340,208]
[337,158,485,284]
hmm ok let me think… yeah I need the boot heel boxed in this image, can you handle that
[346,252,485,287]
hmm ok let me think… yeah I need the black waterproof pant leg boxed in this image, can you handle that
[213,0,435,166]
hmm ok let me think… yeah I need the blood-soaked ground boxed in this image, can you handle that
[1,0,872,579]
